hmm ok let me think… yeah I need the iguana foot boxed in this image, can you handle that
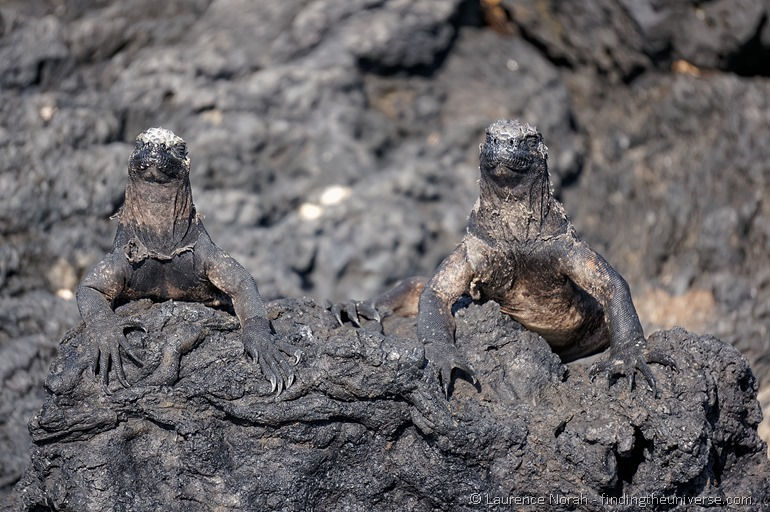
[242,328,302,395]
[330,300,381,327]
[424,342,476,399]
[589,342,677,397]
[275,334,304,366]
[86,319,146,390]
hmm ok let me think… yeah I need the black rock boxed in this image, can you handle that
[9,299,769,511]
[505,0,770,79]
[2,0,770,501]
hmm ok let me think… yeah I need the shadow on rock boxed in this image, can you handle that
[10,299,769,511]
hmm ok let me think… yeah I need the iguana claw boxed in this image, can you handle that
[329,300,381,327]
[589,343,676,397]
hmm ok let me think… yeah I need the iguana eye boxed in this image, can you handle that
[508,138,515,146]
[525,136,539,151]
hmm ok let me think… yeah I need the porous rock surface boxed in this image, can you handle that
[9,299,770,511]
[2,0,770,501]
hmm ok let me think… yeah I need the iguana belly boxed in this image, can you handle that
[494,278,604,349]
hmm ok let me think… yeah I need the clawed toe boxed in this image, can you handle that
[118,319,147,367]
[645,350,678,371]
[344,302,360,327]
[120,318,147,333]
[275,338,303,365]
[268,374,279,394]
[247,339,300,396]
[356,301,381,323]
[330,303,345,326]
[425,343,476,399]
[590,346,676,398]
[329,300,382,327]
[259,354,287,396]
[437,363,476,399]
[118,338,145,367]
[86,319,148,388]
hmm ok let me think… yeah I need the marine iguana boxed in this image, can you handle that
[335,120,675,397]
[77,127,300,393]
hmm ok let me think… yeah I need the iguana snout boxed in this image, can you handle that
[129,127,190,182]
[480,119,548,180]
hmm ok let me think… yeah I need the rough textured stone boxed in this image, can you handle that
[504,0,770,79]
[563,72,770,396]
[9,299,770,511]
[2,0,770,501]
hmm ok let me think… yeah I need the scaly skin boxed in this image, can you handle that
[337,120,675,397]
[77,128,300,393]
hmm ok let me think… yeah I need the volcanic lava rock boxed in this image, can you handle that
[3,0,770,502]
[10,299,769,511]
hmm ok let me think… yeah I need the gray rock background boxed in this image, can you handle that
[1,0,770,500]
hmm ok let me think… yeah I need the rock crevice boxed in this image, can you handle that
[11,299,769,511]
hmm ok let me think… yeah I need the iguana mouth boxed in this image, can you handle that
[130,146,187,182]
[499,150,534,171]
[483,151,534,178]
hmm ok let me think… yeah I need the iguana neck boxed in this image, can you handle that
[118,177,196,256]
[471,170,553,242]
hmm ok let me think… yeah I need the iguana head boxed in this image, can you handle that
[119,127,196,256]
[129,127,190,183]
[479,119,548,186]
[471,120,553,235]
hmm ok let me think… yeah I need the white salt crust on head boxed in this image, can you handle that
[486,119,548,160]
[136,127,185,147]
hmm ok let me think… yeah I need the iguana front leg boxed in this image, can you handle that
[558,237,675,395]
[417,245,476,397]
[203,245,301,395]
[76,253,144,388]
